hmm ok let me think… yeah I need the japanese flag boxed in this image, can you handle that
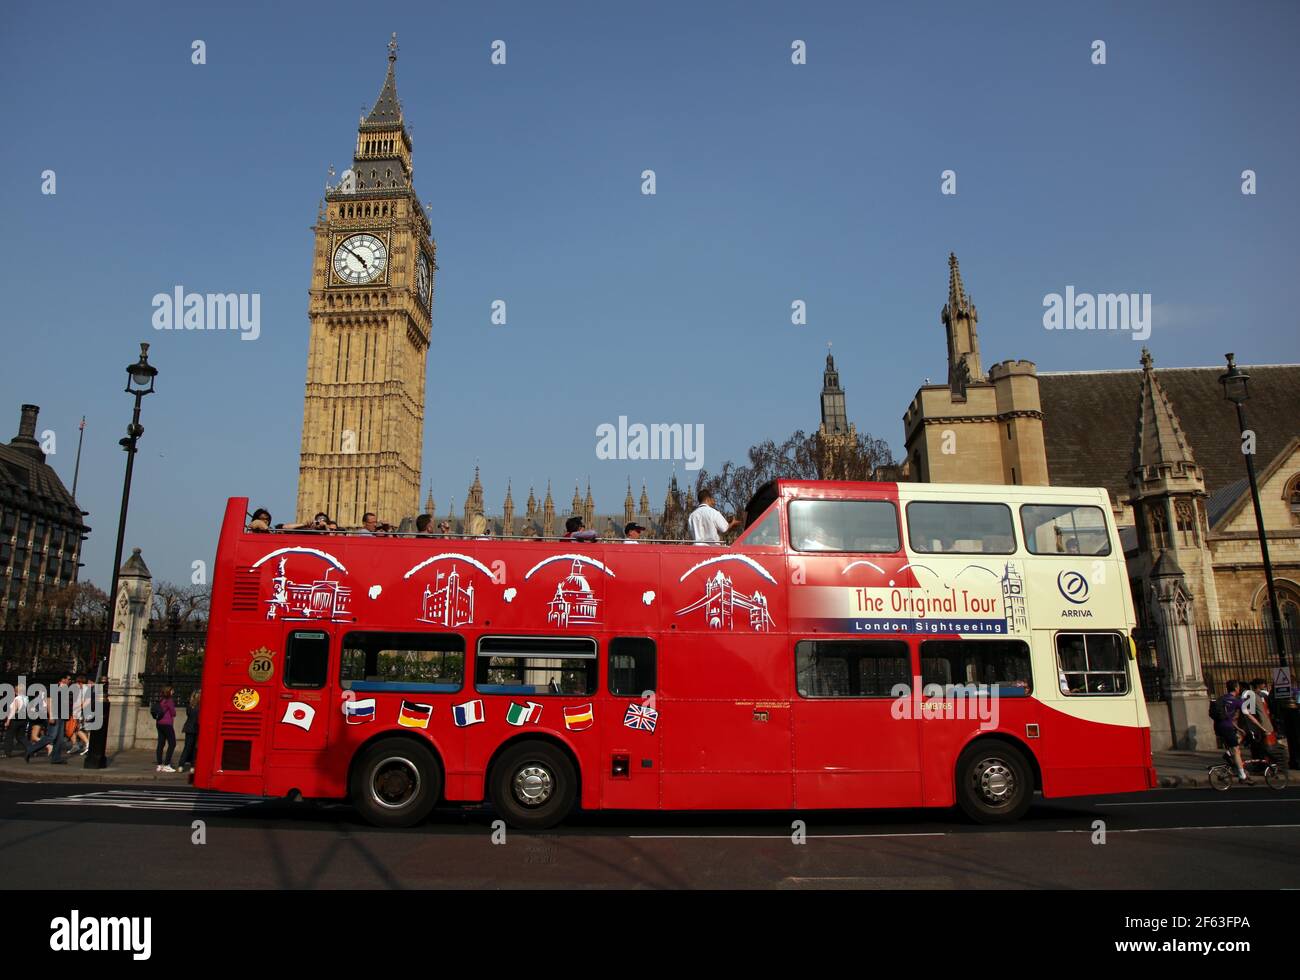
[282,701,316,731]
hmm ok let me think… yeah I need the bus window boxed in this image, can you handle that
[788,499,900,553]
[735,506,781,548]
[476,636,598,696]
[341,631,465,692]
[1020,504,1111,556]
[920,639,1032,696]
[609,637,656,696]
[795,639,909,698]
[284,631,330,689]
[1056,633,1128,695]
[906,501,1016,554]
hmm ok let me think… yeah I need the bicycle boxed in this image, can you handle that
[1208,750,1288,791]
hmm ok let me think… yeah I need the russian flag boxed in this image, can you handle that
[344,697,376,724]
[453,699,485,727]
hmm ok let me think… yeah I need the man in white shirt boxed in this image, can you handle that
[688,490,740,545]
[623,522,646,543]
[2,682,29,758]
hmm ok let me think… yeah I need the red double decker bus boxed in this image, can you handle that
[194,480,1156,828]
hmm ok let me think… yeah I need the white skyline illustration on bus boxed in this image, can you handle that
[266,557,353,622]
[676,569,775,632]
[547,559,602,627]
[420,564,475,628]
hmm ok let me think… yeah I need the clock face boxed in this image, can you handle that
[416,251,431,306]
[332,233,388,285]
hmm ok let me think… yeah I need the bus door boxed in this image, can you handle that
[600,636,660,809]
[791,637,923,808]
[271,627,332,752]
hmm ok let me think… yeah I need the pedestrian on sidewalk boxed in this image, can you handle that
[2,681,30,757]
[178,689,200,772]
[154,686,178,772]
[25,674,72,765]
[65,674,90,757]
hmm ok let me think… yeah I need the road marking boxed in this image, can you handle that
[1097,798,1299,806]
[19,788,266,813]
[629,832,946,840]
[1057,823,1300,833]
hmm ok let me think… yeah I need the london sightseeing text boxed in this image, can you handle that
[193,479,1157,828]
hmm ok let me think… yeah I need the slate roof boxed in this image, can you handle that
[0,439,86,529]
[361,60,402,130]
[1038,363,1300,514]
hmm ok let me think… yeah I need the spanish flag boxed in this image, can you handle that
[398,700,433,729]
[563,703,594,731]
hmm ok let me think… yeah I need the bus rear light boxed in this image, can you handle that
[1025,724,1040,738]
[611,754,630,778]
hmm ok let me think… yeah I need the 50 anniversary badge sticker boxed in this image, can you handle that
[248,646,276,682]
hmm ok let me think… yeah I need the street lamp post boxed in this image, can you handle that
[84,344,157,769]
[1219,352,1298,767]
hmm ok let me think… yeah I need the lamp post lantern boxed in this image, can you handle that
[84,343,157,769]
[1219,353,1298,765]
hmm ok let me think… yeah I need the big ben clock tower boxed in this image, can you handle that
[296,33,434,526]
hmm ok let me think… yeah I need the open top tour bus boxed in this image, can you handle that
[193,479,1156,828]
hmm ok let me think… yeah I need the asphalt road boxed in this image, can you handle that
[3,780,1298,888]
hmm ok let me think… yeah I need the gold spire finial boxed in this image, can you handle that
[388,32,398,62]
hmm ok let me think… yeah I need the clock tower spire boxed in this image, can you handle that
[296,34,436,526]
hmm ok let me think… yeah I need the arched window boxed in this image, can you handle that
[1286,474,1300,527]
[1175,499,1198,546]
[1149,502,1168,550]
[1262,586,1300,659]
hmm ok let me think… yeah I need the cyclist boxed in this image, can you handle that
[1213,680,1263,783]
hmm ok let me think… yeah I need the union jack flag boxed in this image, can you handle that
[623,702,658,732]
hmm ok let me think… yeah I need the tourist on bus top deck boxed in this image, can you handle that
[562,515,598,542]
[623,522,646,543]
[688,489,741,544]
[360,512,393,535]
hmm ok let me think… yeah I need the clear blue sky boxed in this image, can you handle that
[2,0,1297,589]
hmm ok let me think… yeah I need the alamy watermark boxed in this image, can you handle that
[1042,286,1150,341]
[595,416,703,470]
[889,678,1005,731]
[151,286,261,340]
[0,677,103,730]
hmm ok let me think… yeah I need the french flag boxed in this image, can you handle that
[453,699,485,727]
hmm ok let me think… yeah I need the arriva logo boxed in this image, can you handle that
[1058,570,1089,604]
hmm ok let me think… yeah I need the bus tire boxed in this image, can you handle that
[955,740,1033,824]
[352,738,441,828]
[490,741,577,830]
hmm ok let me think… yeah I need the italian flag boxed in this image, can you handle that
[506,701,543,726]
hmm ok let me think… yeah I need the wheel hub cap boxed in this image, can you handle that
[371,757,420,809]
[513,765,553,806]
[976,759,1015,805]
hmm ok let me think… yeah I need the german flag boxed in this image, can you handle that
[398,700,432,729]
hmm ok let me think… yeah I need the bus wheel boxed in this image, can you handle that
[955,741,1033,824]
[353,738,441,828]
[490,741,577,830]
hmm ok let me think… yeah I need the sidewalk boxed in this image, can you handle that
[0,748,193,784]
[1,745,1287,790]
